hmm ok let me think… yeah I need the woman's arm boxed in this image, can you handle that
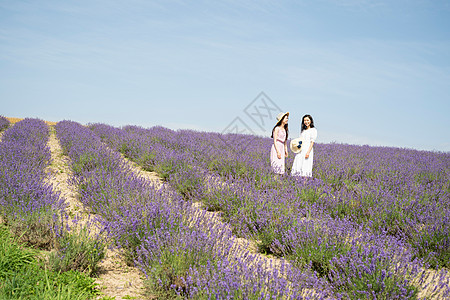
[284,140,288,158]
[305,141,314,159]
[305,128,317,159]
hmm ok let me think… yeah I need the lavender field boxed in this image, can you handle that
[89,123,450,299]
[1,117,449,299]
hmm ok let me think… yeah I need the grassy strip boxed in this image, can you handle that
[0,224,99,299]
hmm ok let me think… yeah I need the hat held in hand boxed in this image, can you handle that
[290,138,303,154]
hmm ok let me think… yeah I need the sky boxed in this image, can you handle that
[1,0,449,152]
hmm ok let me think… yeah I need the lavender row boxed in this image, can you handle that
[0,115,10,132]
[0,118,65,248]
[59,121,329,298]
[89,123,449,298]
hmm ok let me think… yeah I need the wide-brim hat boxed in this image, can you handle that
[276,112,289,122]
[290,137,303,154]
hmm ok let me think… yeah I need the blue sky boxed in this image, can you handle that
[1,0,449,152]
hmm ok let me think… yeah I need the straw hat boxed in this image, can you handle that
[290,137,303,154]
[276,112,289,122]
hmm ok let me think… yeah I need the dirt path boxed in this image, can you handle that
[45,127,147,300]
[117,152,163,187]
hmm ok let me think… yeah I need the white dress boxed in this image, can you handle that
[291,128,317,177]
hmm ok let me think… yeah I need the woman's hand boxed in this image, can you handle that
[285,149,288,158]
[305,152,310,159]
[277,152,282,159]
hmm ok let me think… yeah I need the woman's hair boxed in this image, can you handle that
[301,114,314,132]
[271,115,289,141]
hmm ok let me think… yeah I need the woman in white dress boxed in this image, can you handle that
[291,114,317,177]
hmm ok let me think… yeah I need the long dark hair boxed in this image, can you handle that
[271,115,289,141]
[301,114,314,132]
